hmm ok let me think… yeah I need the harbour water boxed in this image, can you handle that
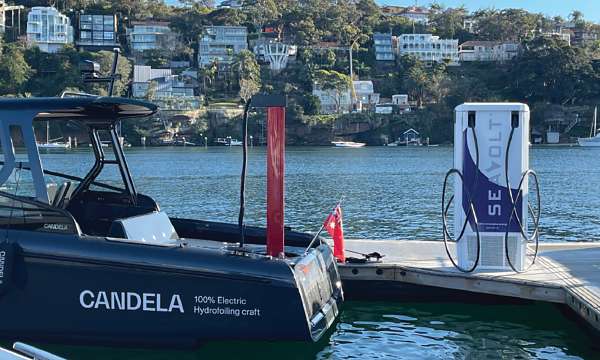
[6,146,600,358]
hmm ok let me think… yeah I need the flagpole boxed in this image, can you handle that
[304,195,344,254]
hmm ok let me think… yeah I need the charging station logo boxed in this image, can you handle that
[462,132,522,233]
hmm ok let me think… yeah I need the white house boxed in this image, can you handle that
[353,81,379,110]
[400,6,430,24]
[398,34,458,64]
[253,40,297,72]
[458,41,519,62]
[392,94,409,105]
[26,7,73,53]
[540,31,572,46]
[1,0,24,35]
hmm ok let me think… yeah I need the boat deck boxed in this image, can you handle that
[339,240,600,332]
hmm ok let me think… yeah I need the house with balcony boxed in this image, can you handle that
[198,25,248,68]
[253,39,297,72]
[76,13,119,51]
[127,21,176,55]
[313,80,379,114]
[458,41,520,62]
[539,30,571,46]
[133,65,201,134]
[132,65,172,98]
[26,7,73,53]
[398,34,458,64]
[1,0,24,39]
[373,32,395,61]
[401,6,430,24]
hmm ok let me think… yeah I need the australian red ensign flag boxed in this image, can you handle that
[324,204,345,262]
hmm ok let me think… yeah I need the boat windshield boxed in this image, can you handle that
[0,97,159,236]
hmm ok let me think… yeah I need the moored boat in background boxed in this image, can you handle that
[332,141,366,148]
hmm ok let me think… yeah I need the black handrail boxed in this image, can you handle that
[0,160,124,193]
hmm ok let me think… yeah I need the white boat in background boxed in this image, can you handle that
[37,141,70,149]
[37,121,71,149]
[578,106,600,147]
[332,141,366,148]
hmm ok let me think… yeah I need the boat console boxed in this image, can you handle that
[0,96,343,346]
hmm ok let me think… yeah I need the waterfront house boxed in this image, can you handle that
[26,7,73,53]
[313,80,379,114]
[312,83,352,114]
[353,81,379,111]
[76,13,119,51]
[403,128,421,145]
[127,21,176,54]
[458,41,519,62]
[398,34,458,64]
[392,94,411,113]
[373,32,395,61]
[198,25,248,68]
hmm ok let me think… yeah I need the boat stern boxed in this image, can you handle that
[291,243,344,341]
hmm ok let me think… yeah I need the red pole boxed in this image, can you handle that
[266,106,285,257]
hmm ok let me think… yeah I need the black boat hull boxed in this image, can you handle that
[0,228,342,346]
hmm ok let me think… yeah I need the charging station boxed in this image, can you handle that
[453,103,530,271]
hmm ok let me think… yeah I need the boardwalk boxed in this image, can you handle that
[339,240,600,332]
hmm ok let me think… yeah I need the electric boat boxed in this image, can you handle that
[0,96,342,346]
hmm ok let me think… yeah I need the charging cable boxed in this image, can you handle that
[504,112,541,273]
[442,111,481,273]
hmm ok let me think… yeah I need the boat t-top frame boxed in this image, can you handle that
[0,97,157,206]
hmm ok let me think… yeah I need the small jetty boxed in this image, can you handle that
[340,239,600,333]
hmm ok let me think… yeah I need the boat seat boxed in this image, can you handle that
[46,183,58,203]
[108,211,179,245]
[52,181,72,208]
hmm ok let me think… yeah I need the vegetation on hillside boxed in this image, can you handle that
[2,1,600,143]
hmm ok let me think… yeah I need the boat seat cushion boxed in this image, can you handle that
[108,211,179,245]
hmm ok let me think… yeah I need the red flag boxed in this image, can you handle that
[323,205,345,263]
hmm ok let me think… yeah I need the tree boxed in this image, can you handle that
[313,69,351,113]
[0,44,31,95]
[570,10,584,24]
[199,61,218,93]
[235,50,261,102]
[472,9,542,41]
[510,37,597,104]
[91,51,132,96]
[170,3,211,47]
[24,45,84,96]
[142,49,170,68]
[428,6,473,42]
[243,0,280,33]
[398,55,448,107]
